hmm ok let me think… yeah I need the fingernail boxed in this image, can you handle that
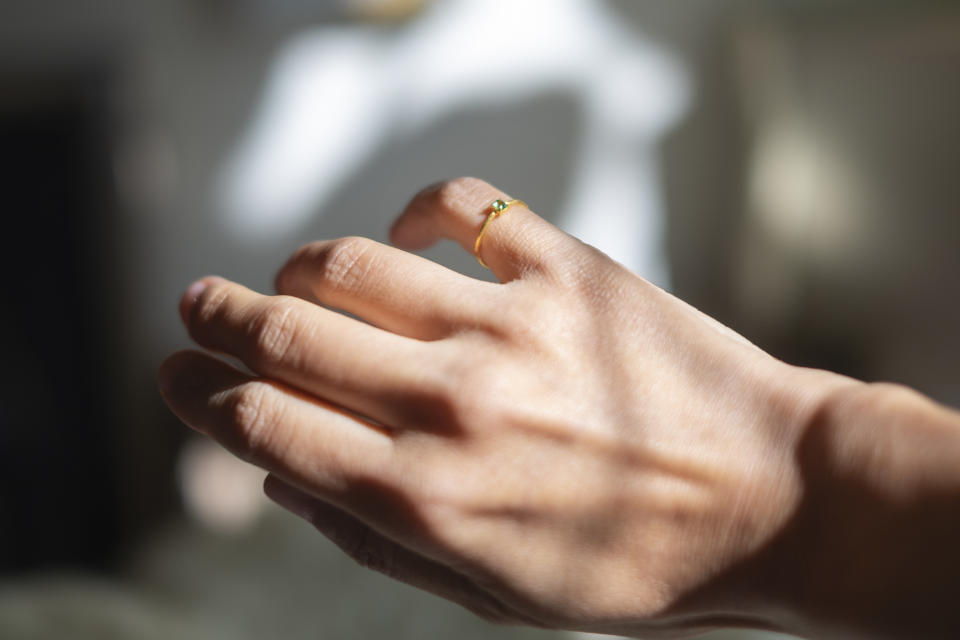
[179,279,210,325]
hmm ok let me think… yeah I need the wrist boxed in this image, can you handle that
[767,379,960,638]
[708,364,862,635]
[654,361,862,636]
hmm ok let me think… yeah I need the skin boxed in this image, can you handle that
[158,177,960,638]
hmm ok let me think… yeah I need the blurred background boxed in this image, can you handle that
[1,0,958,638]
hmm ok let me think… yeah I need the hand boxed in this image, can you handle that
[158,177,851,636]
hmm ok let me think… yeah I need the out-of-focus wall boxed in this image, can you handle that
[1,1,958,639]
[660,2,960,407]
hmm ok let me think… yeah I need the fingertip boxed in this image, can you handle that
[158,350,192,396]
[156,355,177,402]
[157,351,209,408]
[262,473,285,500]
[156,351,207,425]
[156,350,244,435]
[179,276,225,326]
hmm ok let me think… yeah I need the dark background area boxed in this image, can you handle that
[0,2,957,639]
[0,73,122,573]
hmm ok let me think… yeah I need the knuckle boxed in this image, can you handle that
[250,299,303,369]
[441,357,514,429]
[227,382,284,463]
[313,236,376,295]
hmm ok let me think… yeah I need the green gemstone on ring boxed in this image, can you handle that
[490,199,508,213]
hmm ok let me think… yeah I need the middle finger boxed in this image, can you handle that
[275,236,493,340]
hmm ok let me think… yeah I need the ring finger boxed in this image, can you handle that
[158,350,395,503]
[389,177,577,283]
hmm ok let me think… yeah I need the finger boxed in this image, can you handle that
[181,276,442,429]
[275,236,493,340]
[263,474,538,626]
[158,350,394,501]
[389,177,575,283]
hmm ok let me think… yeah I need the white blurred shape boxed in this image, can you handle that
[392,0,595,126]
[217,30,388,237]
[749,115,866,265]
[178,437,269,534]
[217,0,690,281]
[564,42,689,285]
[562,140,671,286]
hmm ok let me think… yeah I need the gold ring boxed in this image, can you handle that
[474,198,528,268]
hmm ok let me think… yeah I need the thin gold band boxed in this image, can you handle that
[474,199,528,268]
